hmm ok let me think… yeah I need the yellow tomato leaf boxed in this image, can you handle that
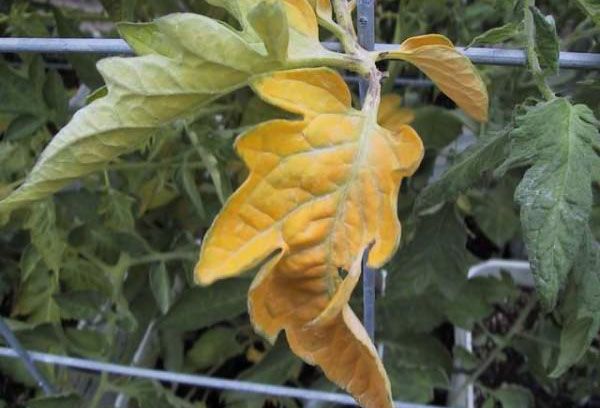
[0,2,352,218]
[378,94,415,132]
[195,68,424,408]
[377,34,489,122]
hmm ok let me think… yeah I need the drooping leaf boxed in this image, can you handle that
[467,22,522,48]
[376,34,489,122]
[530,6,560,75]
[195,68,424,408]
[0,4,349,218]
[498,98,600,309]
[416,130,508,214]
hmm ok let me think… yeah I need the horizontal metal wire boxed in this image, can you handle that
[0,347,441,408]
[1,37,600,69]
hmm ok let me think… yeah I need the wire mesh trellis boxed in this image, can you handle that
[0,0,594,405]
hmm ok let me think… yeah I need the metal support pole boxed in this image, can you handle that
[2,38,600,70]
[0,347,441,408]
[356,0,377,341]
[0,318,56,395]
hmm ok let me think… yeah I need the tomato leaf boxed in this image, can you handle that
[0,3,349,218]
[376,34,489,122]
[195,68,424,408]
[498,98,600,309]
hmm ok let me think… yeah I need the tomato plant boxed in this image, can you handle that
[0,0,599,407]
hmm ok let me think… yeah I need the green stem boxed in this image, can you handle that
[523,0,555,101]
[89,372,108,408]
[127,250,197,266]
[450,295,537,405]
[331,0,358,51]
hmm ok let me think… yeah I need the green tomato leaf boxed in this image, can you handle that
[411,107,463,151]
[551,229,600,377]
[26,394,82,408]
[53,290,106,321]
[158,278,250,331]
[416,130,508,214]
[25,200,66,273]
[531,6,559,75]
[498,98,600,309]
[186,326,243,370]
[384,335,452,403]
[150,262,171,315]
[467,22,522,48]
[574,0,600,27]
[492,384,534,408]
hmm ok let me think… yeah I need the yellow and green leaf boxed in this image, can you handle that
[0,1,351,218]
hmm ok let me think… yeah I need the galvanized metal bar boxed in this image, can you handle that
[2,38,600,69]
[356,0,377,342]
[0,347,441,408]
[0,318,57,395]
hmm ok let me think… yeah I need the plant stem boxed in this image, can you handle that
[523,0,555,101]
[450,295,537,405]
[127,250,197,267]
[331,0,357,51]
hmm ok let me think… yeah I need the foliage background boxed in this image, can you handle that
[0,0,599,407]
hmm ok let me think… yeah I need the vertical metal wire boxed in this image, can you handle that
[356,0,377,341]
[0,318,56,395]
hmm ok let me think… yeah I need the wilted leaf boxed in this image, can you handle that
[498,98,600,309]
[195,68,424,408]
[376,34,489,122]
